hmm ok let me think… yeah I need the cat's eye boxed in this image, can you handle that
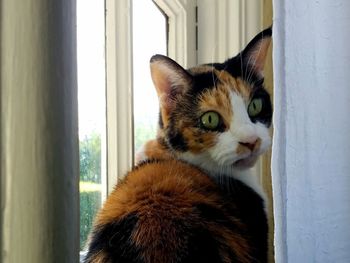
[248,98,263,117]
[200,111,220,130]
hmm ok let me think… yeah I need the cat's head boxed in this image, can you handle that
[150,28,272,173]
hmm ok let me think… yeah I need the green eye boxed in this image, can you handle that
[200,111,220,130]
[248,98,263,117]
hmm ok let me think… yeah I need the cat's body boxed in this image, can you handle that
[84,27,272,263]
[85,159,267,263]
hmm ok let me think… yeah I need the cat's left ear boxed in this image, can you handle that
[150,54,192,114]
[241,27,272,76]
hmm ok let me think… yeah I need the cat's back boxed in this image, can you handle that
[84,159,253,263]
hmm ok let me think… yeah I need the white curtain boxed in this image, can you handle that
[272,1,350,262]
[1,0,79,262]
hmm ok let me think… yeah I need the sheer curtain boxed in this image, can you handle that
[272,0,350,262]
[1,0,79,262]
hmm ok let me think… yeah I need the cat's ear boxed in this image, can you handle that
[150,55,192,113]
[240,27,272,76]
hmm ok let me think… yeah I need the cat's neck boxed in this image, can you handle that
[226,168,267,204]
[208,168,268,213]
[178,151,267,204]
[136,138,267,207]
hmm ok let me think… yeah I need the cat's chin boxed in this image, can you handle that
[232,155,258,169]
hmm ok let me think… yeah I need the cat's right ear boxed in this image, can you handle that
[240,27,272,77]
[150,55,192,115]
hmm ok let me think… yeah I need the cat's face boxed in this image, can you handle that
[150,28,272,173]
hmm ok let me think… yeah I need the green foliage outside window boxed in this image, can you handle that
[79,124,156,250]
[80,189,101,250]
[80,132,101,183]
[80,132,102,250]
[134,122,156,151]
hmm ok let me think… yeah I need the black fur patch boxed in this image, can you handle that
[190,72,220,94]
[84,213,143,263]
[221,55,262,87]
[242,27,272,59]
[166,129,188,151]
[195,203,239,233]
[158,110,164,128]
[195,203,245,261]
[213,175,268,263]
[182,227,225,263]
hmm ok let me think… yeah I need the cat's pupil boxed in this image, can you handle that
[208,115,212,123]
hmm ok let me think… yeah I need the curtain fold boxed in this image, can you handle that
[272,0,350,262]
[1,1,79,262]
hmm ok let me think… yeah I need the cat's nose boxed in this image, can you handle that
[238,137,259,151]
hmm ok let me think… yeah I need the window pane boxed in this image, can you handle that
[77,0,106,251]
[132,0,167,154]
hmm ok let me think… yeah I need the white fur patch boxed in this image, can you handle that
[135,144,148,164]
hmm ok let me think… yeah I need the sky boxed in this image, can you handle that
[77,0,105,139]
[132,0,167,127]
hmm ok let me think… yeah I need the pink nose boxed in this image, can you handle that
[238,136,258,151]
[239,141,257,151]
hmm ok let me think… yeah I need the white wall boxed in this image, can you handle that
[272,1,350,262]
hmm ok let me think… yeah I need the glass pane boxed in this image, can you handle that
[77,0,106,251]
[132,0,167,154]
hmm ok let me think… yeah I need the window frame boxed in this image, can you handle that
[154,0,197,68]
[104,0,198,192]
[105,0,134,193]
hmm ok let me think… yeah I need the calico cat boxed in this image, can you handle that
[84,27,272,263]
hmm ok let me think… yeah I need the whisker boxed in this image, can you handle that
[246,31,265,85]
[211,67,217,90]
[240,53,244,81]
[244,53,255,84]
[210,42,219,89]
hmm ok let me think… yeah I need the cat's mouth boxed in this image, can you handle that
[232,155,258,168]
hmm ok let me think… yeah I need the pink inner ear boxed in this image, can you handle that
[150,58,192,114]
[151,61,181,117]
[247,38,271,74]
[150,62,176,112]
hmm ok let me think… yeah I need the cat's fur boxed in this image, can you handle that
[84,27,272,263]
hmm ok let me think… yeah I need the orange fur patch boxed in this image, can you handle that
[198,86,232,130]
[160,107,170,127]
[235,77,253,102]
[95,160,215,226]
[182,128,217,153]
[88,251,108,263]
[142,139,173,161]
[212,70,252,101]
[188,65,215,74]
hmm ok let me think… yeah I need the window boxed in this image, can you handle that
[132,0,167,153]
[77,0,166,255]
[77,0,106,251]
